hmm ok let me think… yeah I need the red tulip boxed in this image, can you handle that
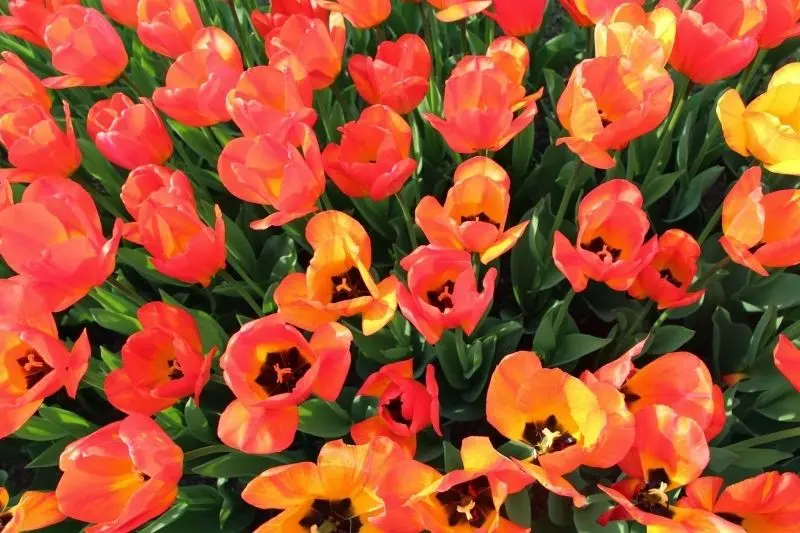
[774,334,800,392]
[318,0,391,28]
[0,487,65,533]
[100,0,139,28]
[426,0,492,22]
[0,0,80,47]
[759,0,800,48]
[559,0,642,27]
[488,0,547,37]
[0,51,51,115]
[136,0,204,58]
[250,0,329,38]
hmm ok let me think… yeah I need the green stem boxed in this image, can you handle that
[726,427,800,452]
[484,20,495,50]
[690,257,731,290]
[697,204,723,245]
[460,22,469,55]
[419,3,442,87]
[585,26,594,58]
[550,161,583,245]
[218,270,261,316]
[736,49,767,98]
[227,254,264,296]
[646,76,693,179]
[395,193,418,249]
[226,0,252,68]
[106,278,147,306]
[183,444,233,462]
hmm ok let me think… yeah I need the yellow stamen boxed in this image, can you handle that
[456,499,476,521]
[536,427,562,455]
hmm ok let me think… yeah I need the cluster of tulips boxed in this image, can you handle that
[1,0,800,532]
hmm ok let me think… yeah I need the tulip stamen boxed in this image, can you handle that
[16,351,53,389]
[456,500,476,521]
[255,347,310,395]
[300,498,362,532]
[633,469,675,518]
[426,280,456,312]
[658,268,681,287]
[583,237,622,263]
[435,475,493,527]
[166,359,184,380]
[523,415,577,460]
[331,267,371,303]
[273,364,294,384]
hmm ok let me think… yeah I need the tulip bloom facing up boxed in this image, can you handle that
[318,0,391,28]
[348,33,431,114]
[41,5,127,88]
[0,177,121,311]
[251,0,330,37]
[662,0,766,85]
[322,105,417,201]
[274,211,400,334]
[487,0,547,37]
[0,487,64,533]
[100,0,138,28]
[416,157,529,264]
[560,0,642,27]
[56,415,183,533]
[0,52,51,115]
[218,122,326,229]
[426,0,492,23]
[774,335,800,392]
[87,93,173,170]
[351,360,441,456]
[759,0,800,48]
[719,167,800,275]
[136,0,204,58]
[552,180,658,292]
[0,0,80,47]
[104,302,214,416]
[717,63,800,174]
[218,315,352,454]
[0,103,80,183]
[594,3,677,70]
[397,245,496,344]
[243,438,403,531]
[557,57,673,168]
[628,229,705,309]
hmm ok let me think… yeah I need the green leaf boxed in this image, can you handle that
[39,407,96,438]
[156,407,185,439]
[548,493,573,526]
[223,214,257,275]
[117,248,190,286]
[160,290,229,352]
[185,399,214,443]
[505,489,532,527]
[573,501,629,533]
[641,170,684,207]
[666,166,723,222]
[89,308,141,335]
[26,437,72,468]
[14,416,69,441]
[138,502,190,533]
[178,486,221,509]
[734,448,793,469]
[550,333,613,366]
[755,386,800,422]
[298,399,351,438]
[647,326,695,354]
[676,107,697,170]
[90,286,139,315]
[511,121,536,178]
[741,273,800,311]
[168,119,220,164]
[100,346,122,371]
[78,138,122,197]
[192,452,287,478]
[435,331,469,390]
[443,440,463,472]
[708,447,739,473]
[712,307,753,377]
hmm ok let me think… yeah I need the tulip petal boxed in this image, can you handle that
[218,401,298,454]
[242,462,321,509]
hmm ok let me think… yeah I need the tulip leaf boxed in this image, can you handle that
[741,273,800,311]
[39,407,97,438]
[117,248,191,287]
[298,399,352,438]
[89,309,141,336]
[14,416,70,442]
[138,502,190,533]
[442,440,463,472]
[26,437,72,468]
[733,448,794,469]
[573,501,629,533]
[712,307,753,378]
[665,166,723,222]
[511,121,536,178]
[192,452,287,479]
[550,332,614,367]
[646,326,695,354]
[548,493,573,526]
[641,170,684,207]
[185,400,215,444]
[755,384,800,422]
[505,489,532,527]
[168,119,220,164]
[435,331,470,390]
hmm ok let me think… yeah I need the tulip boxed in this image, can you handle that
[322,105,417,201]
[218,315,352,454]
[251,0,330,38]
[56,415,183,533]
[0,279,90,437]
[0,179,12,212]
[0,0,80,47]
[759,0,800,48]
[552,180,658,292]
[0,488,64,532]
[627,229,705,309]
[243,438,403,531]
[426,0,492,22]
[317,0,391,28]
[717,63,800,175]
[0,177,122,311]
[719,167,800,275]
[136,0,204,58]
[396,245,496,344]
[774,335,800,392]
[153,28,244,127]
[264,13,346,90]
[351,360,441,456]
[557,57,673,168]
[105,302,214,416]
[226,65,316,137]
[560,0,642,27]
[274,211,400,335]
[416,157,529,264]
[595,3,677,70]
[100,0,138,28]
[426,38,543,154]
[41,5,127,88]
[661,0,767,85]
[348,33,431,114]
[487,0,547,37]
[87,93,173,170]
[0,52,51,115]
[0,102,80,183]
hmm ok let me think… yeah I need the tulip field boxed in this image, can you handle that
[3,0,800,531]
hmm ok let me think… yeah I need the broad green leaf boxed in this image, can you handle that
[90,309,141,335]
[298,399,351,438]
[192,452,286,478]
[185,399,215,444]
[647,325,695,354]
[14,416,70,441]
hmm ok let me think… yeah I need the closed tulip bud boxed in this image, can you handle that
[488,0,547,37]
[348,34,431,114]
[0,102,81,182]
[759,0,800,48]
[0,0,80,47]
[595,3,677,70]
[136,0,204,58]
[560,0,642,27]
[427,0,492,22]
[0,52,51,115]
[318,0,391,28]
[41,5,127,88]
[87,93,173,170]
[0,488,65,533]
[0,177,122,312]
[251,0,330,37]
[662,0,767,85]
[265,13,346,90]
[153,28,243,127]
[322,105,417,201]
[100,0,139,28]
[56,416,183,532]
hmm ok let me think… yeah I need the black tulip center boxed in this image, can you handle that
[299,498,362,532]
[17,350,53,390]
[255,347,310,395]
[435,475,494,528]
[426,280,456,312]
[331,266,371,303]
[582,237,622,263]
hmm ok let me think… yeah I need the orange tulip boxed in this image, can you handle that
[487,0,547,36]
[153,28,244,127]
[774,334,800,392]
[41,5,127,88]
[719,167,800,276]
[250,0,329,37]
[397,245,496,344]
[0,179,12,212]
[226,65,316,137]
[557,57,673,168]
[661,0,766,85]
[0,278,90,438]
[264,13,346,90]
[552,180,658,292]
[559,0,642,27]
[136,0,204,58]
[217,122,326,229]
[351,360,441,456]
[100,0,139,28]
[595,3,677,70]
[416,156,529,264]
[627,229,705,310]
[348,33,431,114]
[274,211,400,335]
[0,102,80,183]
[759,0,800,48]
[678,472,800,532]
[318,0,391,28]
[0,52,51,115]
[0,488,64,533]
[426,0,492,22]
[243,438,403,531]
[56,415,183,533]
[105,302,214,416]
[0,177,122,311]
[87,93,173,170]
[218,315,352,454]
[0,0,80,47]
[322,104,417,201]
[426,38,543,153]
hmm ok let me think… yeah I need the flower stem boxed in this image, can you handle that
[550,160,583,247]
[105,278,147,307]
[690,257,731,291]
[218,270,261,316]
[726,427,800,452]
[697,204,723,245]
[395,193,418,250]
[646,76,693,179]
